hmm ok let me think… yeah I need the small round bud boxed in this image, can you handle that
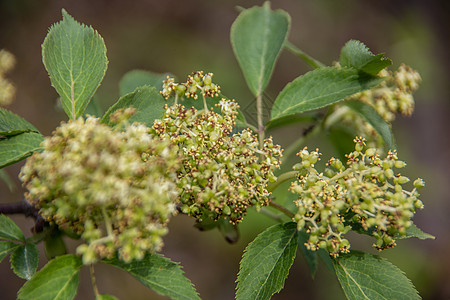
[413,178,425,189]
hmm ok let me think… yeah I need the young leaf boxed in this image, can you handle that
[231,2,290,96]
[0,241,20,263]
[339,40,392,75]
[345,100,395,150]
[332,251,420,300]
[0,169,15,192]
[0,108,40,137]
[298,230,318,278]
[0,214,25,242]
[119,70,172,96]
[104,253,200,300]
[101,85,166,127]
[236,222,298,300]
[270,67,383,121]
[397,224,435,240]
[18,254,82,300]
[42,9,108,120]
[10,243,39,280]
[0,132,43,169]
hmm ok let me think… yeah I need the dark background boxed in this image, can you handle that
[0,0,449,299]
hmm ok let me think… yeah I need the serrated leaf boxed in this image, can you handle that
[0,241,20,263]
[231,2,290,96]
[11,243,39,280]
[397,224,435,240]
[332,251,420,300]
[101,85,166,127]
[298,230,318,278]
[119,70,172,96]
[345,100,395,150]
[236,222,298,300]
[0,132,43,168]
[42,9,108,120]
[0,108,40,137]
[339,40,392,75]
[18,254,82,300]
[271,67,383,121]
[104,253,200,300]
[0,214,25,241]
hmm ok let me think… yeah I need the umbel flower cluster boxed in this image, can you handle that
[152,98,282,224]
[0,49,16,106]
[338,64,421,146]
[161,71,221,101]
[291,137,424,257]
[20,111,179,264]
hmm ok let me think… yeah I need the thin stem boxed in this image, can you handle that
[267,170,299,192]
[260,207,285,223]
[256,93,265,150]
[101,207,113,237]
[284,41,326,69]
[90,264,100,298]
[281,124,321,164]
[269,201,295,219]
[242,122,258,133]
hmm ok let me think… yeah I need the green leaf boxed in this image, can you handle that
[0,241,20,263]
[104,253,200,300]
[119,70,172,96]
[298,230,318,278]
[397,224,435,240]
[44,230,68,259]
[236,222,298,300]
[346,100,395,150]
[339,40,392,75]
[84,97,103,117]
[0,169,15,192]
[101,85,166,127]
[96,295,119,300]
[0,132,43,168]
[271,67,383,121]
[332,251,420,300]
[231,2,290,96]
[0,214,25,241]
[18,254,82,300]
[265,113,317,131]
[327,126,357,163]
[0,108,40,137]
[42,9,108,120]
[11,243,39,280]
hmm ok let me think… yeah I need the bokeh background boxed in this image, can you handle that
[0,0,449,299]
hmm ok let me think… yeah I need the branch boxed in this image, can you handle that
[0,200,45,233]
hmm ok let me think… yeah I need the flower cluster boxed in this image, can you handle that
[337,64,421,147]
[20,112,179,264]
[0,49,16,106]
[291,137,424,257]
[152,99,282,224]
[161,71,220,101]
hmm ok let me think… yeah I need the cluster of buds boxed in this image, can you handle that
[152,98,282,224]
[20,111,180,264]
[161,71,220,101]
[337,64,421,147]
[291,137,424,257]
[0,49,16,106]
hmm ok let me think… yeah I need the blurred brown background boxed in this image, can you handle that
[0,0,449,299]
